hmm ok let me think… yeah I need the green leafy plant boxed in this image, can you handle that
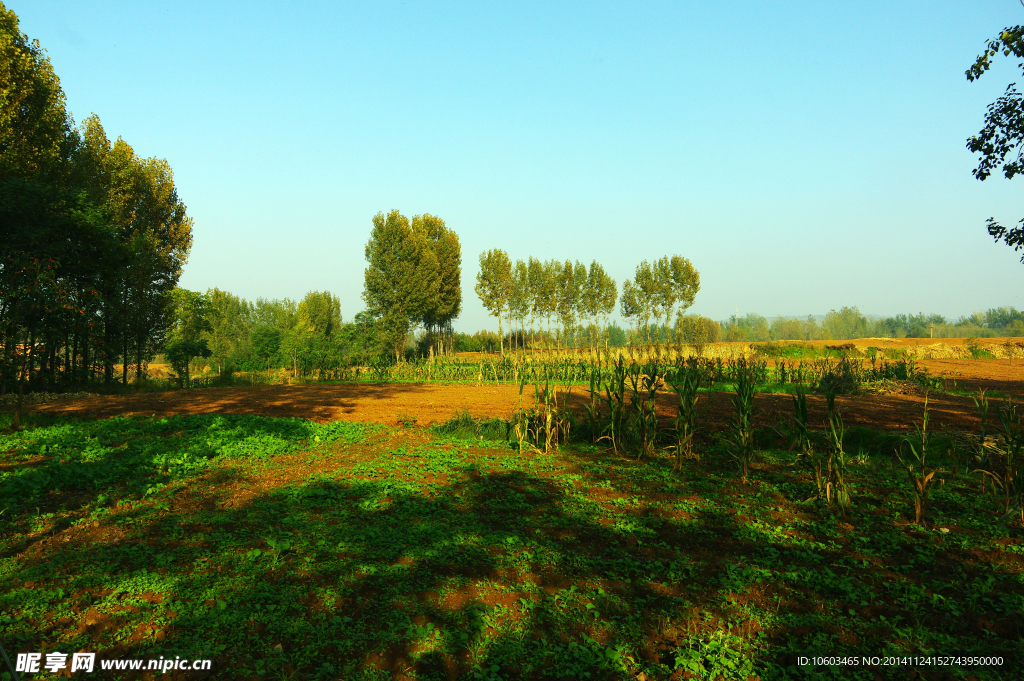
[976,398,1024,523]
[626,361,662,460]
[972,389,995,494]
[896,394,942,525]
[790,387,823,498]
[825,390,852,515]
[674,633,756,679]
[599,356,628,453]
[671,367,701,469]
[726,365,757,484]
[583,367,603,444]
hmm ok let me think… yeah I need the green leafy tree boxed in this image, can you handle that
[250,326,282,368]
[475,249,512,353]
[667,255,700,323]
[586,261,617,347]
[364,210,438,362]
[0,5,192,394]
[582,261,602,346]
[205,288,254,374]
[652,257,676,341]
[164,288,212,388]
[967,25,1024,262]
[509,260,530,350]
[538,259,560,346]
[620,279,642,343]
[412,214,462,354]
[622,261,658,344]
[556,260,584,347]
[76,114,192,383]
[526,257,546,348]
[297,291,341,338]
[823,306,868,340]
[0,2,70,183]
[0,254,82,426]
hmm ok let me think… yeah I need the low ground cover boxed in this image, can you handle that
[1,410,1022,680]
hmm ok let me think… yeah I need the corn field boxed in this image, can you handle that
[295,351,931,392]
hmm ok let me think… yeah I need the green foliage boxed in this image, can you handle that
[617,256,702,347]
[976,397,1024,523]
[671,366,701,469]
[0,411,1020,679]
[966,25,1024,262]
[364,210,450,361]
[164,289,214,387]
[0,2,68,181]
[0,8,193,393]
[475,248,513,352]
[297,290,341,338]
[164,338,211,389]
[722,313,769,342]
[896,395,942,525]
[726,363,757,484]
[0,413,375,514]
[412,214,462,354]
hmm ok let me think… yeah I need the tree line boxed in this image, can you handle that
[474,252,704,351]
[475,252,618,352]
[1,4,192,404]
[721,306,1024,342]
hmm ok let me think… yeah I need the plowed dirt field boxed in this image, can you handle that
[10,360,1020,435]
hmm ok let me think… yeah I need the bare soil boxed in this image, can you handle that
[11,364,1018,436]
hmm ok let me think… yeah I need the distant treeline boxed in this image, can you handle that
[719,306,1024,342]
[200,296,1024,379]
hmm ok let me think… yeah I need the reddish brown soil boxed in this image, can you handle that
[915,357,1023,396]
[10,376,1012,435]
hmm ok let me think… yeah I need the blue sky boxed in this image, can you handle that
[13,0,1024,331]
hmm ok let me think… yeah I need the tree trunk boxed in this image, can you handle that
[103,317,113,384]
[37,335,49,392]
[14,333,30,429]
[81,324,89,385]
[122,333,130,385]
[136,334,145,384]
[498,311,504,354]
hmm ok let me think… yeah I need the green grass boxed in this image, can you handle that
[1,413,1021,680]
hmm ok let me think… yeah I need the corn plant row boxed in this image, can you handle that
[498,357,1022,529]
[325,353,928,395]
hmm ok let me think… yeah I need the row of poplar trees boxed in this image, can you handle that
[620,256,702,345]
[475,253,619,352]
[1,4,193,405]
[475,252,701,351]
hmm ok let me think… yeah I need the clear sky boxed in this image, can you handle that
[13,0,1024,331]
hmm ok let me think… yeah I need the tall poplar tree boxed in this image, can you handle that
[526,257,545,348]
[509,260,530,351]
[585,261,617,347]
[363,210,439,362]
[667,255,700,326]
[475,249,512,353]
[412,214,461,354]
